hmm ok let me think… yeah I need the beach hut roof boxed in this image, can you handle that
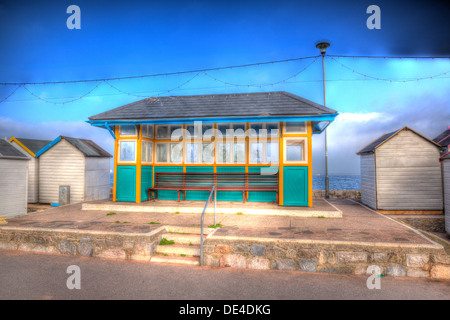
[0,139,30,160]
[433,127,450,147]
[9,137,52,157]
[36,136,112,158]
[357,126,441,155]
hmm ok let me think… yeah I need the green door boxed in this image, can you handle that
[116,166,136,202]
[283,166,308,206]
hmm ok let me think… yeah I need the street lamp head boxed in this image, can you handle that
[315,41,331,55]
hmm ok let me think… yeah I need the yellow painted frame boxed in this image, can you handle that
[9,137,36,157]
[112,121,313,207]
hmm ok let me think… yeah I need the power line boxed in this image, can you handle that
[329,57,450,82]
[328,54,450,59]
[203,58,317,88]
[0,55,320,86]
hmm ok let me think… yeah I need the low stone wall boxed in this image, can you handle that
[0,226,165,262]
[313,190,360,199]
[202,237,450,280]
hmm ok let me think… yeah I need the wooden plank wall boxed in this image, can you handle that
[360,154,377,209]
[39,139,85,204]
[0,159,28,218]
[375,130,443,210]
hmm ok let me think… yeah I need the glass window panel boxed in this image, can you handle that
[234,142,246,163]
[285,140,304,162]
[250,123,264,136]
[141,141,147,162]
[266,123,279,137]
[217,124,231,138]
[267,142,279,162]
[186,143,199,163]
[202,125,213,139]
[285,121,306,133]
[119,141,136,162]
[233,123,246,138]
[170,143,183,163]
[142,125,153,138]
[156,143,168,162]
[148,144,153,162]
[202,143,214,164]
[156,126,169,139]
[185,125,198,139]
[217,142,231,163]
[170,125,183,140]
[250,142,263,163]
[120,125,137,136]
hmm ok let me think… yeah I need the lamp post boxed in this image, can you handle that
[316,41,330,199]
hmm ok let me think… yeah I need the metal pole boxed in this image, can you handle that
[321,53,330,199]
[214,189,217,226]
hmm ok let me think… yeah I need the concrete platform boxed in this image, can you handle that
[2,199,450,279]
[81,198,342,218]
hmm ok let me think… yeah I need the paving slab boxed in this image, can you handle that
[0,199,440,247]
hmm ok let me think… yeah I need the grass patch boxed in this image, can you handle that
[180,254,186,257]
[168,231,187,235]
[123,221,130,224]
[106,212,116,216]
[114,221,121,223]
[147,222,160,225]
[208,223,222,228]
[159,238,175,245]
[317,216,326,219]
[236,212,243,215]
[174,211,180,214]
[189,242,193,246]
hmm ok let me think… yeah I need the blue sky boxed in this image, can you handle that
[1,0,449,174]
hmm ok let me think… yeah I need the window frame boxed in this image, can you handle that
[141,140,153,164]
[283,137,307,164]
[119,125,138,137]
[117,139,138,164]
[142,125,154,139]
[283,121,307,135]
[216,141,246,164]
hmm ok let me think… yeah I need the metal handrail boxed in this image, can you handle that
[200,184,216,266]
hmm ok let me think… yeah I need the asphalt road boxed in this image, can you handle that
[0,250,448,301]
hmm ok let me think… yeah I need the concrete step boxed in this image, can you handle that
[156,244,201,256]
[151,254,200,266]
[164,233,204,245]
[165,225,215,235]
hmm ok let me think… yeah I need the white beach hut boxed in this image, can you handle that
[36,136,112,205]
[441,153,450,235]
[357,126,443,213]
[9,137,51,203]
[0,139,30,218]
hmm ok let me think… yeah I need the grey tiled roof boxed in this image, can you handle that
[89,91,338,121]
[0,139,30,160]
[62,137,112,158]
[357,126,441,155]
[433,128,450,147]
[14,138,52,154]
[356,130,399,155]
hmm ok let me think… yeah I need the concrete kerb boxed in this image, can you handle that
[81,202,343,218]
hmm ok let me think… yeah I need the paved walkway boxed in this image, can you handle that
[1,199,437,246]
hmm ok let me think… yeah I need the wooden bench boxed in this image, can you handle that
[148,172,278,203]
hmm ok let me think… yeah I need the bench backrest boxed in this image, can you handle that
[154,172,278,189]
